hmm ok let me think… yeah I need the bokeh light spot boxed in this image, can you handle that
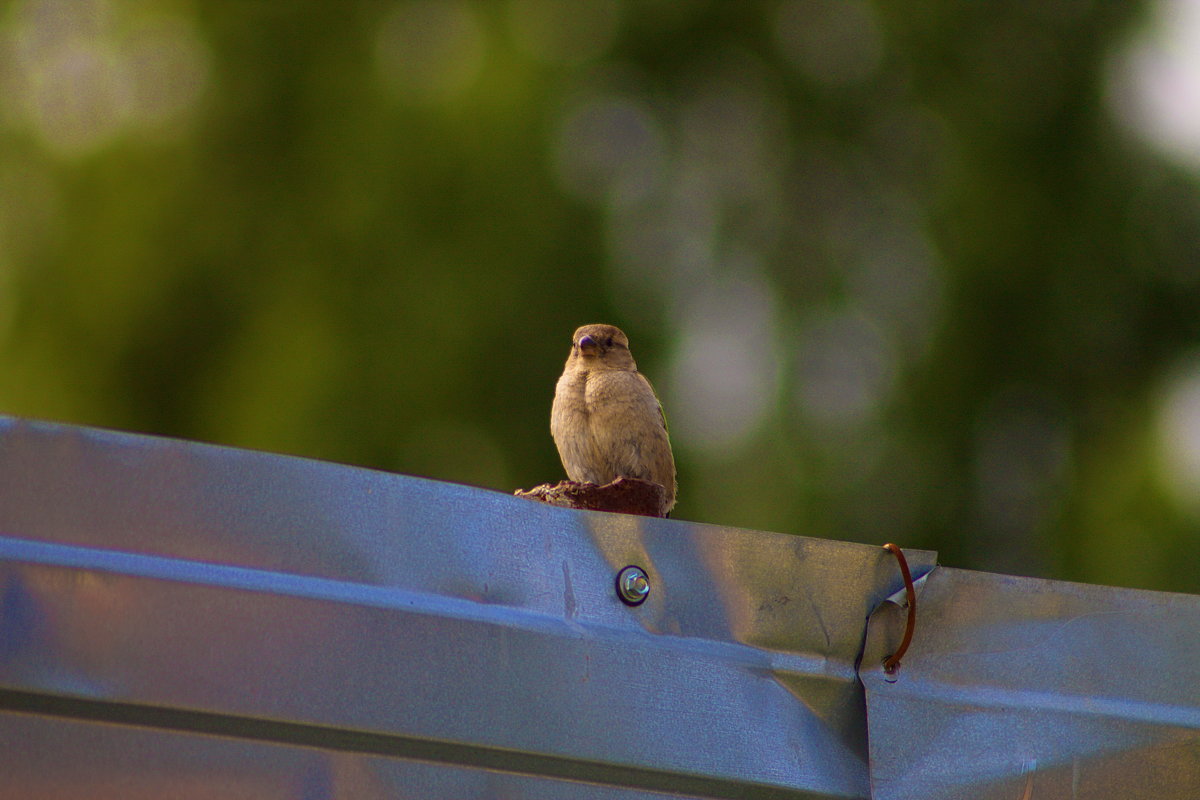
[12,10,129,155]
[847,214,943,358]
[678,56,789,204]
[1109,0,1200,167]
[793,309,894,427]
[2,0,209,154]
[606,175,718,310]
[552,92,665,206]
[668,274,779,453]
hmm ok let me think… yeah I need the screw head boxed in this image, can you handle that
[616,565,650,605]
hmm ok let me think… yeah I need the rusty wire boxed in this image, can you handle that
[882,543,916,675]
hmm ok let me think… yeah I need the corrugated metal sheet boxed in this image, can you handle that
[0,416,934,798]
[861,566,1200,799]
[4,416,1198,798]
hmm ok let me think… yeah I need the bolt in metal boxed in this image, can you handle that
[616,565,650,606]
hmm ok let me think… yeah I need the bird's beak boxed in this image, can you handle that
[577,335,599,355]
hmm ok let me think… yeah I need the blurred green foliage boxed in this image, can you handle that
[2,0,1199,592]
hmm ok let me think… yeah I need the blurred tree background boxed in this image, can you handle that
[2,0,1200,592]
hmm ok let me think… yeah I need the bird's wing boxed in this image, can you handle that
[634,371,669,434]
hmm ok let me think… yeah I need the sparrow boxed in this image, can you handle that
[551,324,677,513]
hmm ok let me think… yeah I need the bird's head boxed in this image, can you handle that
[570,324,636,369]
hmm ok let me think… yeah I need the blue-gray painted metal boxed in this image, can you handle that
[0,416,933,798]
[862,567,1200,799]
[6,416,1198,799]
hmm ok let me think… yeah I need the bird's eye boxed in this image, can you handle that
[605,337,613,347]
